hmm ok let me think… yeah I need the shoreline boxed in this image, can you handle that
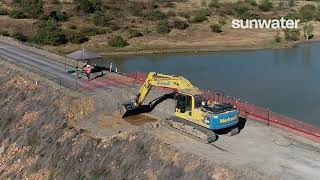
[60,38,320,57]
[2,35,320,58]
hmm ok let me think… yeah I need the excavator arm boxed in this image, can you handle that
[134,72,200,106]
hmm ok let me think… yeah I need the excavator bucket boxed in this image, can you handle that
[121,102,153,118]
[121,102,135,118]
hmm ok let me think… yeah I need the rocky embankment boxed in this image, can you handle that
[0,61,268,179]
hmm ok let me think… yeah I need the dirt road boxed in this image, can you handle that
[1,38,320,179]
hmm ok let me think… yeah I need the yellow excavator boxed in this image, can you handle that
[123,72,240,143]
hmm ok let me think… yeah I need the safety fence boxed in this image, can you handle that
[124,71,320,143]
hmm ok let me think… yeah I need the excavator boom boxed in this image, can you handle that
[134,72,200,106]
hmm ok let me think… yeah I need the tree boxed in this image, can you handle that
[299,4,316,22]
[33,19,67,46]
[303,23,314,40]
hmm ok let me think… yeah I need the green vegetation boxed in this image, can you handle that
[303,23,314,40]
[33,19,67,46]
[74,0,100,14]
[0,30,10,37]
[283,29,301,41]
[0,8,9,15]
[190,13,208,23]
[274,32,282,42]
[156,20,171,33]
[210,24,222,33]
[258,0,273,12]
[143,10,167,20]
[299,4,316,22]
[11,0,44,19]
[108,35,128,47]
[93,11,113,26]
[209,0,220,8]
[1,0,319,51]
[11,32,28,42]
[128,29,143,38]
[9,9,26,19]
[43,11,68,22]
[64,30,89,44]
[172,19,189,30]
[79,27,106,36]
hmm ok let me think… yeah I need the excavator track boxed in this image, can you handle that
[161,116,217,144]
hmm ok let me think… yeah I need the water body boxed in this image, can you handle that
[95,43,320,127]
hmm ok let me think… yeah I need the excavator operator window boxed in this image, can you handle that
[176,94,192,113]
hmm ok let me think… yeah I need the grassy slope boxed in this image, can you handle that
[1,0,320,55]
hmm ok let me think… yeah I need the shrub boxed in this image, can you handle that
[11,32,28,42]
[74,0,99,14]
[283,29,300,41]
[277,1,285,10]
[285,10,300,20]
[79,27,106,36]
[190,10,210,23]
[288,0,296,7]
[65,30,89,44]
[259,0,273,12]
[218,17,226,26]
[0,8,9,15]
[245,0,257,6]
[143,10,167,20]
[27,136,38,146]
[128,28,143,38]
[0,30,10,36]
[33,19,67,46]
[240,10,259,19]
[156,20,171,34]
[128,1,145,17]
[9,9,26,19]
[172,19,189,30]
[12,0,44,18]
[178,11,190,19]
[274,32,282,42]
[93,11,113,26]
[44,11,68,21]
[209,0,220,8]
[108,35,128,47]
[190,14,207,23]
[210,24,222,33]
[166,10,176,17]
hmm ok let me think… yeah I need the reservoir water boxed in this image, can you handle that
[96,42,320,127]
